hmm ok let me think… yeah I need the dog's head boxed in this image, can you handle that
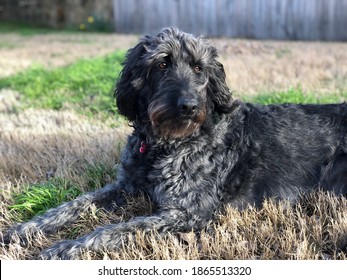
[115,27,235,139]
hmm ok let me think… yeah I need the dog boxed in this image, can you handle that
[3,27,347,259]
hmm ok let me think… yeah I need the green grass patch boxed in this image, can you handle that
[0,20,113,34]
[9,178,82,221]
[244,87,346,105]
[0,21,92,35]
[8,162,118,222]
[84,161,119,191]
[0,21,64,35]
[1,47,344,118]
[0,51,126,117]
[9,163,117,221]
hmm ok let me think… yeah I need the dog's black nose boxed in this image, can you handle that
[178,97,198,116]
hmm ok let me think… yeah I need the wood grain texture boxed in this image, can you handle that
[113,0,347,40]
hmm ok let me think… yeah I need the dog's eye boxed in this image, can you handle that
[158,62,168,70]
[193,65,202,73]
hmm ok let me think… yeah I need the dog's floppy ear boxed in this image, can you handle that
[115,38,151,121]
[208,61,235,114]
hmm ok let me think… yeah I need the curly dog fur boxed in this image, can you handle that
[3,27,347,259]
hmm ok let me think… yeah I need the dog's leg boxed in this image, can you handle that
[2,182,130,246]
[322,154,347,194]
[39,209,190,260]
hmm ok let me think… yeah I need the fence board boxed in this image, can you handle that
[113,0,347,40]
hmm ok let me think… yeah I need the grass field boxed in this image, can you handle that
[0,25,347,260]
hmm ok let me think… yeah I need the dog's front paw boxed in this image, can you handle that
[2,229,30,248]
[40,240,83,260]
[2,220,46,248]
[1,231,13,247]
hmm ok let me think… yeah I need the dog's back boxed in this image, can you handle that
[221,102,347,208]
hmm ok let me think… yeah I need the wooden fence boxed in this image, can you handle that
[113,0,347,41]
[1,0,346,40]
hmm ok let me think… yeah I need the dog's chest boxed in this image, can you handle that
[144,142,228,214]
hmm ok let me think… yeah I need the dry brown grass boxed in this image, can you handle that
[0,33,138,78]
[103,193,347,260]
[1,95,346,260]
[0,97,130,253]
[213,39,347,97]
[1,33,347,96]
[1,33,347,260]
[0,96,130,187]
[1,192,346,260]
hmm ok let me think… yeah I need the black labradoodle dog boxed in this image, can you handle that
[3,27,347,259]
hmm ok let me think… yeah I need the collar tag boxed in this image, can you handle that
[139,141,148,154]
